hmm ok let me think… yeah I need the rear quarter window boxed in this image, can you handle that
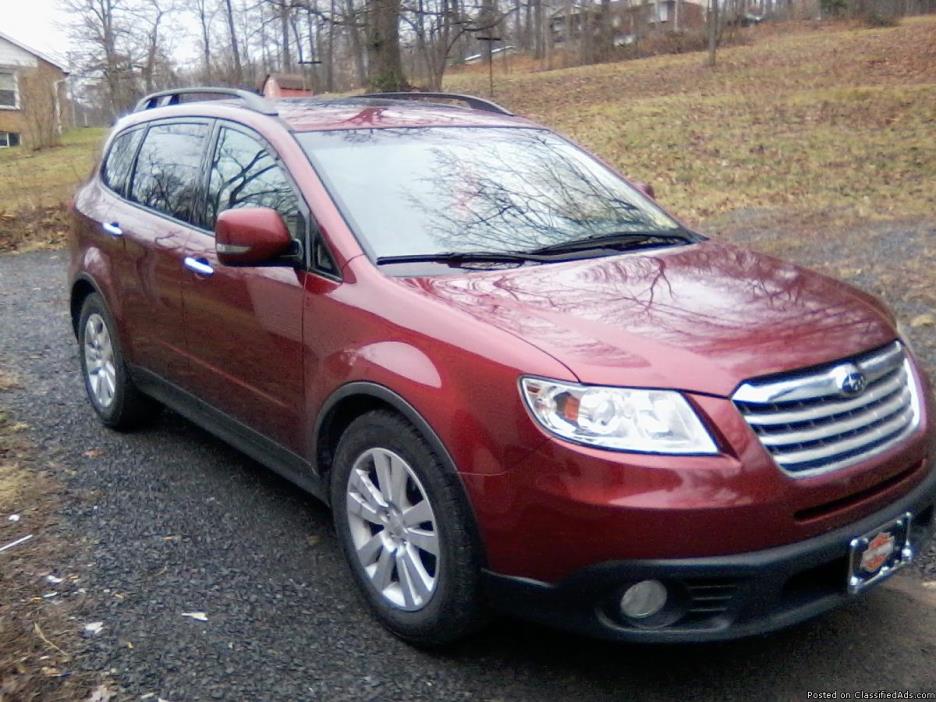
[101,128,143,195]
[129,122,210,224]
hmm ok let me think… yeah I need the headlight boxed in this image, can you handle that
[520,377,718,454]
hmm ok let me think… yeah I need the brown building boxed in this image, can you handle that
[260,73,314,98]
[0,30,69,149]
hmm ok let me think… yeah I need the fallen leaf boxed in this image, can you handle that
[82,449,103,458]
[84,621,104,635]
[85,684,115,702]
[910,313,935,328]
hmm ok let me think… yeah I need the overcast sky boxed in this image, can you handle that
[0,0,70,63]
[0,0,202,70]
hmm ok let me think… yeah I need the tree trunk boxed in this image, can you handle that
[532,0,544,58]
[326,0,335,91]
[344,0,368,86]
[281,0,292,71]
[707,0,719,66]
[366,0,406,89]
[197,0,212,80]
[599,0,612,61]
[224,0,244,85]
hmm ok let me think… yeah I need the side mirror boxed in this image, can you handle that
[215,207,294,266]
[633,181,656,200]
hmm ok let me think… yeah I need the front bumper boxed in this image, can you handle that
[483,463,936,643]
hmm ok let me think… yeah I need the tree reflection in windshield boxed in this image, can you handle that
[298,127,681,259]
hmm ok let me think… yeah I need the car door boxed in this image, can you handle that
[116,120,212,385]
[179,123,307,454]
[76,127,142,319]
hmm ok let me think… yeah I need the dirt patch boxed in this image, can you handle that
[0,206,71,255]
[0,406,99,701]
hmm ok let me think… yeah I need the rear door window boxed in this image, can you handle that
[204,127,303,239]
[101,128,143,195]
[129,122,211,224]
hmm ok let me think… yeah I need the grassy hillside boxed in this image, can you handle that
[445,17,936,226]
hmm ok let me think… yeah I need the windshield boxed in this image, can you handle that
[297,127,685,260]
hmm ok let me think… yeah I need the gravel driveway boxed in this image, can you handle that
[1,245,935,701]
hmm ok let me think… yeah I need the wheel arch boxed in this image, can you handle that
[70,275,101,338]
[314,381,487,565]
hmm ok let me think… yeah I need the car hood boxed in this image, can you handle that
[399,240,897,397]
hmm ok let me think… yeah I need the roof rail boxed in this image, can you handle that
[358,91,514,116]
[134,87,278,116]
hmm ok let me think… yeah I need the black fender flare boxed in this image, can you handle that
[69,273,104,337]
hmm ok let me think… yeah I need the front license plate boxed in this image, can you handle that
[847,512,913,594]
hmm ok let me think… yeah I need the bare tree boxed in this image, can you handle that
[130,0,176,93]
[67,0,136,117]
[193,0,217,79]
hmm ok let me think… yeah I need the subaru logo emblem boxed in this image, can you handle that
[833,363,866,397]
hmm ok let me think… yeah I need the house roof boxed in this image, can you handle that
[0,30,69,74]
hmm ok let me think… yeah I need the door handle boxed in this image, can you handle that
[183,256,214,277]
[102,222,123,237]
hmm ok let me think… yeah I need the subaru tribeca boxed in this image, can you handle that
[69,88,935,645]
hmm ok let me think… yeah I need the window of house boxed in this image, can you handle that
[204,127,303,239]
[102,129,144,194]
[129,122,210,224]
[0,131,20,148]
[0,72,17,108]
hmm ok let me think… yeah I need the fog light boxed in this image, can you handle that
[620,580,668,619]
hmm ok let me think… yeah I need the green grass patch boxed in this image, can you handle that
[0,128,106,214]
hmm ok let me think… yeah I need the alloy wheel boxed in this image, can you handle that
[83,313,116,409]
[345,447,440,611]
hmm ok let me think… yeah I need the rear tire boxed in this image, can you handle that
[331,410,487,646]
[78,293,159,430]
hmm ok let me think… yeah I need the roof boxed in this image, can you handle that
[275,98,533,132]
[124,95,535,132]
[0,30,69,73]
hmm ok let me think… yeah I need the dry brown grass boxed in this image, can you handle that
[0,406,96,701]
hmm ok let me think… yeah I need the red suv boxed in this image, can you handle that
[69,88,935,645]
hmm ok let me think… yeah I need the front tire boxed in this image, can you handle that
[78,293,159,430]
[331,410,487,646]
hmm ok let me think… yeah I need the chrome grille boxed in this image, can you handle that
[733,342,920,477]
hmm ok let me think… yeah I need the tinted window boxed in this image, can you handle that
[130,123,210,223]
[298,128,682,259]
[102,129,143,194]
[205,127,303,239]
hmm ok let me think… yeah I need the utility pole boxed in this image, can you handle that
[476,35,502,97]
[298,59,323,93]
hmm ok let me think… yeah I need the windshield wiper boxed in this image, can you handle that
[376,251,554,266]
[527,231,696,256]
